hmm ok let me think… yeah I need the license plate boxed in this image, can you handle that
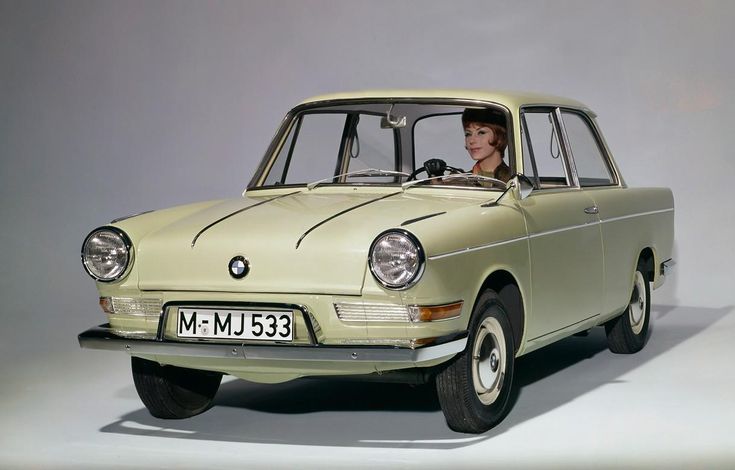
[177,308,293,341]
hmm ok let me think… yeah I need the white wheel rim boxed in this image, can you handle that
[472,317,506,405]
[629,271,647,335]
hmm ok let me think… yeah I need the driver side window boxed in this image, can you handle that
[521,109,571,189]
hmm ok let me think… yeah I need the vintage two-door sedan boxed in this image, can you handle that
[79,90,674,433]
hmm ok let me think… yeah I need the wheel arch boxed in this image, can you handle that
[475,270,525,354]
[638,247,655,282]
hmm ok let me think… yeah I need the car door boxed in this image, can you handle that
[557,109,632,320]
[518,108,604,344]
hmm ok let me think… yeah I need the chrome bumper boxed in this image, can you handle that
[660,258,676,277]
[78,324,467,364]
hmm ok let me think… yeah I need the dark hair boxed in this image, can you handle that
[461,108,506,128]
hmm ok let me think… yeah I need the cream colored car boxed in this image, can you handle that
[79,90,674,433]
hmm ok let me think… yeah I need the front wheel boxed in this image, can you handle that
[605,265,651,354]
[435,290,515,433]
[131,357,222,419]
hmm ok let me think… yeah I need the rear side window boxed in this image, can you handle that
[521,110,569,188]
[561,111,615,187]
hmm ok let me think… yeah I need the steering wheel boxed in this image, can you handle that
[407,158,465,181]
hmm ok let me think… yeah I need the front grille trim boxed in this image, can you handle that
[334,302,410,322]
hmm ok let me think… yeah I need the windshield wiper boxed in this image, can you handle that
[306,169,410,190]
[401,172,507,190]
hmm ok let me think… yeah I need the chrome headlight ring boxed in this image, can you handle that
[81,226,133,282]
[368,229,425,290]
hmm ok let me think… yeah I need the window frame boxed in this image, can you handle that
[248,98,516,191]
[557,108,620,188]
[519,106,575,190]
[256,109,403,188]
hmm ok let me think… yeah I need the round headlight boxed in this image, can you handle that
[369,230,425,289]
[81,227,132,282]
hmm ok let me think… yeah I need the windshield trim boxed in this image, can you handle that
[248,98,515,190]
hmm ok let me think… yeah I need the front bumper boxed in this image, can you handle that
[78,324,467,364]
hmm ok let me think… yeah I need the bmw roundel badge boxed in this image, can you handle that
[228,256,249,279]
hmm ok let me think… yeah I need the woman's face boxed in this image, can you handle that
[464,123,497,162]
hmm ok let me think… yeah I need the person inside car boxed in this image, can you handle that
[462,108,511,183]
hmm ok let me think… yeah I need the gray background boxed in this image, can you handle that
[2,1,734,467]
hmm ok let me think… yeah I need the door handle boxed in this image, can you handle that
[584,205,599,215]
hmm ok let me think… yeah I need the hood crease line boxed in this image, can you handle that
[295,191,402,249]
[191,191,300,248]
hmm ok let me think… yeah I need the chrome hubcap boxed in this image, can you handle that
[472,317,506,405]
[629,271,647,335]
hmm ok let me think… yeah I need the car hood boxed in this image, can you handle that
[134,188,492,294]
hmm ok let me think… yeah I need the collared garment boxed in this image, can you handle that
[471,160,511,183]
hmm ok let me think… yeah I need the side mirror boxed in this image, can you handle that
[483,174,534,207]
[514,174,534,200]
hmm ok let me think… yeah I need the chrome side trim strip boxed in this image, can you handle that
[527,313,599,342]
[428,236,527,260]
[295,191,402,249]
[428,208,674,260]
[527,221,599,239]
[191,191,300,248]
[601,208,674,224]
[78,325,466,364]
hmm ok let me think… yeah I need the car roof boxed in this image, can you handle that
[299,89,590,112]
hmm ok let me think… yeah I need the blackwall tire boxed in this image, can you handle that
[605,264,651,354]
[131,357,222,419]
[435,290,515,433]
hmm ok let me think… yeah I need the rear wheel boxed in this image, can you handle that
[435,290,515,433]
[131,357,222,419]
[605,264,651,354]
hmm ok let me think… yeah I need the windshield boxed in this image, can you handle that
[250,101,512,189]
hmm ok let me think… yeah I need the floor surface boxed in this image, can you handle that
[2,304,734,469]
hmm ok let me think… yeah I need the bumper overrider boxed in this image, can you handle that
[78,324,468,366]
